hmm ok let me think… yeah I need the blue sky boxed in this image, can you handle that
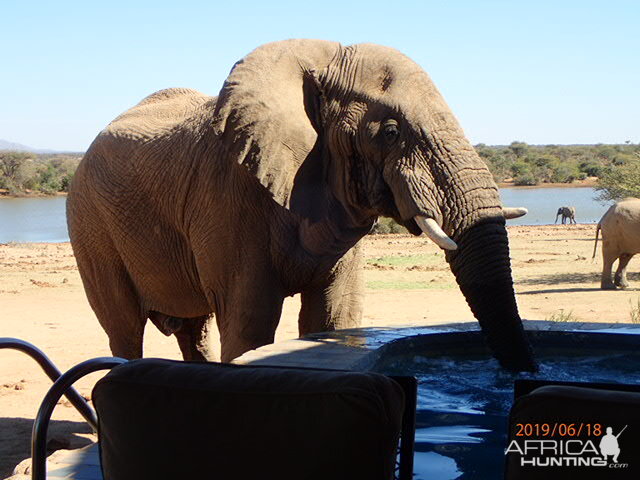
[1,0,638,151]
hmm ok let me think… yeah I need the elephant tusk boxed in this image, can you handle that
[414,216,458,250]
[503,207,528,219]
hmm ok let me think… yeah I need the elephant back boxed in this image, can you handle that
[103,88,214,144]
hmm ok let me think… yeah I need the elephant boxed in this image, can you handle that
[592,198,640,289]
[66,39,535,371]
[555,206,576,224]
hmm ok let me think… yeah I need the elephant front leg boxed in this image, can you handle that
[298,244,364,336]
[213,287,285,362]
[614,253,633,289]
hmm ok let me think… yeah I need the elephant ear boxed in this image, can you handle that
[212,39,341,207]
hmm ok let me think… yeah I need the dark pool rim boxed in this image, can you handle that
[363,327,640,371]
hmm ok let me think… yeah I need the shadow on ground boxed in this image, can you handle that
[0,417,92,478]
[519,287,603,295]
[518,271,640,286]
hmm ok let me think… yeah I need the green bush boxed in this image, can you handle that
[0,151,81,195]
[513,172,538,186]
[510,160,531,177]
[595,155,640,201]
[579,161,603,177]
[550,163,580,183]
[370,217,408,235]
[509,141,529,158]
[60,173,73,191]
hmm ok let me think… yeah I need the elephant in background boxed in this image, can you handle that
[67,39,535,371]
[593,198,640,289]
[555,206,576,224]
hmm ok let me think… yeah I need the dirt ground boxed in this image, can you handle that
[0,223,636,477]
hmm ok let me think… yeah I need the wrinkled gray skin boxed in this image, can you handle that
[593,198,640,289]
[555,206,576,224]
[67,39,536,371]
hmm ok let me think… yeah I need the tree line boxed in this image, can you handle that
[476,141,640,203]
[0,151,82,195]
[1,142,639,201]
[477,141,639,187]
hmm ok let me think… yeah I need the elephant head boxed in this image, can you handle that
[213,40,536,371]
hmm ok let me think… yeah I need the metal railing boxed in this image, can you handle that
[0,338,102,431]
[0,338,126,480]
[30,357,126,480]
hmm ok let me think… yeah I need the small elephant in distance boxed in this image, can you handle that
[555,206,576,224]
[593,198,640,290]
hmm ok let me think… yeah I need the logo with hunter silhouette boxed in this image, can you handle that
[599,425,627,463]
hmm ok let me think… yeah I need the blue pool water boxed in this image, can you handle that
[376,348,640,479]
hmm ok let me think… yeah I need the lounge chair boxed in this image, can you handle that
[1,338,416,480]
[506,379,640,480]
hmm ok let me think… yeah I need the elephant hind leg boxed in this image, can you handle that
[601,248,618,290]
[78,256,147,359]
[174,315,215,362]
[87,272,147,360]
[614,253,634,289]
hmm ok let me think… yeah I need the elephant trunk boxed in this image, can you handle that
[405,139,537,372]
[446,216,536,372]
[383,125,537,371]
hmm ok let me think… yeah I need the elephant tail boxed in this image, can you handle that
[592,223,600,260]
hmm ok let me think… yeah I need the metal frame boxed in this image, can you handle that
[0,338,101,431]
[30,357,126,480]
[391,375,417,480]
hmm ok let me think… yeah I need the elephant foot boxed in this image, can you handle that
[616,282,630,289]
[601,282,617,290]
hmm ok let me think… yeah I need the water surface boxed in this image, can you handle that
[500,187,611,226]
[0,196,69,243]
[0,187,613,243]
[378,349,640,479]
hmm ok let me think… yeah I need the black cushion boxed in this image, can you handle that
[506,385,640,480]
[93,359,405,480]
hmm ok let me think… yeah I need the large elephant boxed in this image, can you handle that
[555,206,576,224]
[67,39,535,371]
[593,198,640,289]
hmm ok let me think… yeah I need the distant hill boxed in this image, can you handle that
[0,139,59,154]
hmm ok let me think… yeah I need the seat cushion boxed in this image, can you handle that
[93,359,405,480]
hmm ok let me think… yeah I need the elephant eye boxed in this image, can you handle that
[382,120,399,145]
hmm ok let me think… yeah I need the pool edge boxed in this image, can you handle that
[234,320,640,370]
